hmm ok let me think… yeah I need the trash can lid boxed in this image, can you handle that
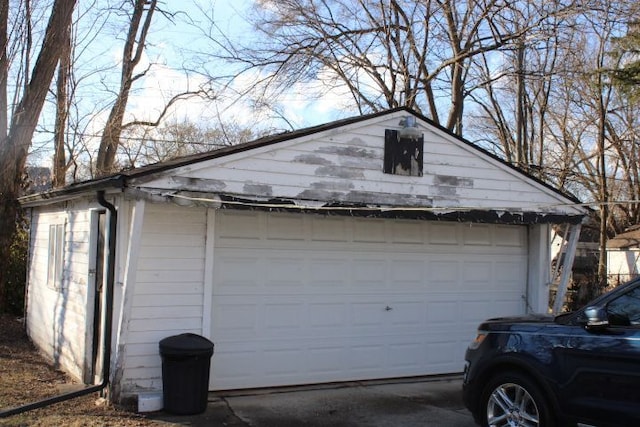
[159,333,214,356]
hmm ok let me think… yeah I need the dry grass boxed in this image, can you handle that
[0,315,161,426]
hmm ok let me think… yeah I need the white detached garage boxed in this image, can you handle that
[20,108,586,403]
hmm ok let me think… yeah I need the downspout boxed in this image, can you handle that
[0,191,117,418]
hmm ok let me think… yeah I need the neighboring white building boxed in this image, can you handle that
[20,108,587,403]
[607,226,640,284]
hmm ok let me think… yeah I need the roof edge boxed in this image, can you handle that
[19,175,125,207]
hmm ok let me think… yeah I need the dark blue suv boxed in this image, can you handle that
[463,278,640,427]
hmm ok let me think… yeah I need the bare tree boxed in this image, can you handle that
[203,0,574,135]
[0,0,77,312]
[0,2,7,141]
[92,0,209,177]
[52,15,72,188]
[119,119,254,168]
[94,0,157,176]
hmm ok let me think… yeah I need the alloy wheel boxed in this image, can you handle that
[486,382,540,427]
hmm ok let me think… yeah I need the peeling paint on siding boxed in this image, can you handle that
[296,189,432,206]
[315,145,378,159]
[315,165,365,179]
[293,154,334,165]
[244,182,273,196]
[436,186,458,196]
[310,181,355,191]
[297,189,349,201]
[434,175,474,187]
[346,191,433,207]
[170,176,227,191]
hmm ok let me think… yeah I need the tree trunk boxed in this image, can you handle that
[53,20,72,188]
[0,0,77,312]
[95,0,156,177]
[0,1,7,140]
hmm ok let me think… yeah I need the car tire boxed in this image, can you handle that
[479,371,555,427]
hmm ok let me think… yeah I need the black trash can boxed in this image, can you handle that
[159,333,214,415]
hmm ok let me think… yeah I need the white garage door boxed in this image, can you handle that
[210,211,528,390]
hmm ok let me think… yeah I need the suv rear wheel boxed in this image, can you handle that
[480,371,554,427]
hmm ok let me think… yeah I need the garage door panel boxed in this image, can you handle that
[351,300,387,328]
[211,343,259,385]
[211,212,528,390]
[427,260,461,290]
[496,225,526,246]
[390,260,425,289]
[349,344,386,371]
[214,300,258,339]
[354,219,386,242]
[463,224,492,245]
[426,300,459,324]
[262,347,305,377]
[495,259,528,287]
[309,258,349,287]
[308,302,348,328]
[266,214,304,240]
[428,223,459,244]
[391,220,424,243]
[265,255,306,287]
[462,261,493,284]
[426,340,460,366]
[311,217,348,241]
[264,302,303,332]
[387,341,425,371]
[216,254,261,288]
[307,345,346,375]
[352,259,387,287]
[384,300,425,327]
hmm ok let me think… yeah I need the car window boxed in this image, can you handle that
[606,286,640,326]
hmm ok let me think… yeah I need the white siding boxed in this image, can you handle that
[137,113,583,215]
[608,249,640,283]
[119,203,207,394]
[26,199,95,380]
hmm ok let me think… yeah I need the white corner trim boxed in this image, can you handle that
[202,208,216,338]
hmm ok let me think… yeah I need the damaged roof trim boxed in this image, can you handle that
[214,194,583,225]
[143,190,584,225]
[19,175,126,207]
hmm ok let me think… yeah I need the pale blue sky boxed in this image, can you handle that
[27,0,354,168]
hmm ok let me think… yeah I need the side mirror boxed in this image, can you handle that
[584,306,609,330]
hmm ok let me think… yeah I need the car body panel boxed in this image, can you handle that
[463,278,640,426]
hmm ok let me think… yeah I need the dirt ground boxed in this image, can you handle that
[0,315,163,426]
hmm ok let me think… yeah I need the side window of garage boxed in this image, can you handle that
[48,222,66,290]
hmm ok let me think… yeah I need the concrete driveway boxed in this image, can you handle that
[150,376,477,427]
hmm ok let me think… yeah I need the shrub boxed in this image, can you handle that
[2,215,28,316]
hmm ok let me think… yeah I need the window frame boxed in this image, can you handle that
[383,129,424,177]
[47,221,66,290]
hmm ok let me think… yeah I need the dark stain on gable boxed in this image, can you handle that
[315,145,378,159]
[244,182,273,196]
[347,191,433,206]
[297,189,347,201]
[296,188,433,207]
[296,181,355,201]
[315,165,365,179]
[434,175,474,187]
[310,181,355,191]
[293,154,334,165]
[170,176,227,191]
